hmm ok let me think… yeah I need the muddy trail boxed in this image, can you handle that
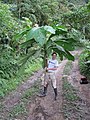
[0,50,90,120]
[66,59,90,120]
[27,60,67,120]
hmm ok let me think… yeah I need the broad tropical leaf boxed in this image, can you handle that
[18,49,41,66]
[55,45,66,53]
[26,27,39,40]
[55,25,67,32]
[26,27,46,46]
[54,40,74,51]
[14,28,30,40]
[20,39,36,48]
[53,46,74,61]
[64,50,75,61]
[16,25,76,68]
[49,25,67,39]
[44,25,55,34]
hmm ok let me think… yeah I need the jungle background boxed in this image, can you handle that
[0,0,90,119]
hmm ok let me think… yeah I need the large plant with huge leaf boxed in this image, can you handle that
[17,25,76,68]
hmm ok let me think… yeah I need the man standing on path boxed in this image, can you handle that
[39,52,58,100]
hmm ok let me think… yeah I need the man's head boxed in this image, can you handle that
[52,52,57,60]
[34,24,39,27]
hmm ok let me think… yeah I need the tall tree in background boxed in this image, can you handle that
[11,0,72,25]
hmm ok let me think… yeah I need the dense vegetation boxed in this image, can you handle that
[0,0,90,97]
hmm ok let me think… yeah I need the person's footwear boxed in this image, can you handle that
[38,86,47,97]
[38,92,46,97]
[54,88,57,100]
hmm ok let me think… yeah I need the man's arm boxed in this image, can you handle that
[46,67,58,71]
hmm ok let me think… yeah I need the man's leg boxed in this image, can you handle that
[43,83,48,95]
[54,88,57,100]
[50,73,57,100]
[38,73,49,97]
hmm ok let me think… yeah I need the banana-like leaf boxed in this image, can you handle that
[55,25,67,31]
[64,50,75,61]
[18,49,41,66]
[54,40,74,51]
[49,26,67,39]
[26,27,46,46]
[52,48,63,56]
[46,39,52,49]
[44,25,55,34]
[14,28,31,41]
[62,37,76,43]
[20,39,36,48]
[26,27,39,40]
[55,45,66,53]
[52,46,74,61]
[26,26,56,47]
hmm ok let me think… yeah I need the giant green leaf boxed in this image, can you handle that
[53,46,74,61]
[64,50,75,61]
[54,40,74,51]
[14,28,30,41]
[26,27,39,40]
[49,25,67,39]
[26,27,46,46]
[20,39,36,48]
[44,25,55,34]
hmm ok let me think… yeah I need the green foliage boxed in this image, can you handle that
[63,77,78,101]
[9,102,28,119]
[0,48,18,79]
[11,0,73,25]
[79,49,90,79]
[62,2,90,39]
[13,0,59,25]
[6,81,39,119]
[0,2,20,40]
[0,58,42,98]
[0,2,43,98]
[21,84,39,101]
[63,61,73,75]
[17,25,77,68]
[0,0,89,100]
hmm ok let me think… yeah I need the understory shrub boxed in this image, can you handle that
[79,50,90,80]
[0,47,42,97]
[0,48,18,79]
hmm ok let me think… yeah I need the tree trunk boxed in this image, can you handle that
[43,45,48,68]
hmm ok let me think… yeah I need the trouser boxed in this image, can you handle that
[41,72,57,100]
[41,72,57,89]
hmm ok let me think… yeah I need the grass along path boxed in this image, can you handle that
[0,69,43,120]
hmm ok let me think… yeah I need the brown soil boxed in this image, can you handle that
[27,60,68,120]
[66,59,90,120]
[0,50,90,120]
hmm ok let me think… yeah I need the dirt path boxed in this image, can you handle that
[27,60,68,120]
[1,50,90,120]
[1,59,68,120]
[69,60,90,102]
[0,70,43,119]
[67,59,90,120]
